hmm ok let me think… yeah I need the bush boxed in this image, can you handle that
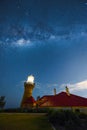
[78,112,87,119]
[65,119,80,130]
[48,109,81,127]
[48,109,66,125]
[64,110,80,125]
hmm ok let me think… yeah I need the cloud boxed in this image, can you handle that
[17,79,87,97]
[70,80,87,92]
[46,83,58,88]
[60,80,87,93]
[35,82,59,96]
[16,80,26,87]
[35,82,41,89]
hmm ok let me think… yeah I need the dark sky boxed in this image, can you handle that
[0,0,87,108]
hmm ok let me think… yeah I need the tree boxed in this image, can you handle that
[36,96,40,110]
[0,96,6,110]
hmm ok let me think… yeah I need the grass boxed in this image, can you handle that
[0,113,53,130]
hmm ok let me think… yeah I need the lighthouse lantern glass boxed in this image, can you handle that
[27,75,34,84]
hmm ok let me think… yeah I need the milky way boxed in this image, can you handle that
[0,0,87,49]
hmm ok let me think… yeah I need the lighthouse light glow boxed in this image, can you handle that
[27,75,34,84]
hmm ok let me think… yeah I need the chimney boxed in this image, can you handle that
[54,88,56,95]
[65,86,70,96]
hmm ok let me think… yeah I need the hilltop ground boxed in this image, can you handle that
[0,113,53,130]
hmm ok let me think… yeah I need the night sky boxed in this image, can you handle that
[0,0,87,108]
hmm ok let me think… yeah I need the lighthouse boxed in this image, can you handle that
[21,75,36,108]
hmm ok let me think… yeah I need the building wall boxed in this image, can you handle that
[40,106,87,114]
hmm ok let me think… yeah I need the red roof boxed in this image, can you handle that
[23,96,36,104]
[39,92,87,107]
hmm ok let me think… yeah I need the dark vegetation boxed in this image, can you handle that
[0,96,5,110]
[47,109,87,130]
[0,107,49,113]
